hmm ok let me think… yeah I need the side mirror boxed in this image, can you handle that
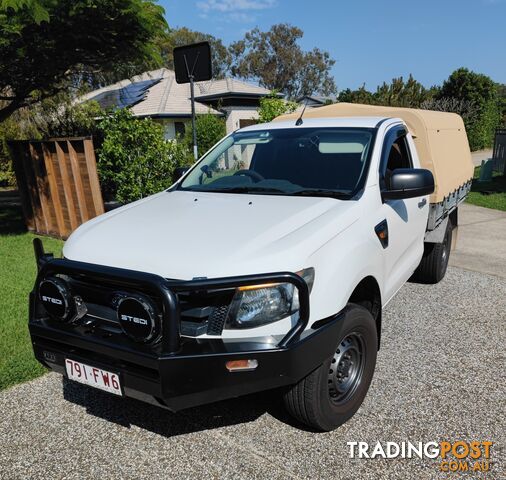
[200,164,212,178]
[382,168,434,201]
[173,167,190,183]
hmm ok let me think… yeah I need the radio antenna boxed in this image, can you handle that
[295,97,309,126]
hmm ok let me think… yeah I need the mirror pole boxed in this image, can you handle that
[190,74,198,160]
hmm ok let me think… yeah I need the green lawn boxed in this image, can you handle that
[466,166,506,211]
[0,204,63,390]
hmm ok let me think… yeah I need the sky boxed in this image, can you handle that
[159,0,506,91]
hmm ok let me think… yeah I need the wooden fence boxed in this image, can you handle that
[8,137,104,239]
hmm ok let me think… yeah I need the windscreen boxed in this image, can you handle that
[179,127,375,198]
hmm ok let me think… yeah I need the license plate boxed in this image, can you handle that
[65,359,122,396]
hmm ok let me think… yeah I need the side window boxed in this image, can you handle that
[386,136,412,172]
[380,129,413,189]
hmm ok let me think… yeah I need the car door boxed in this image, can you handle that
[378,125,429,301]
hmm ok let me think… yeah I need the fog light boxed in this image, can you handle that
[116,295,160,343]
[225,359,258,372]
[39,277,72,321]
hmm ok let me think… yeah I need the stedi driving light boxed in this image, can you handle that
[38,277,72,321]
[225,268,314,329]
[116,294,160,343]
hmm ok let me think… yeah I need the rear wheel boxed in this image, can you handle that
[283,305,377,431]
[412,219,452,284]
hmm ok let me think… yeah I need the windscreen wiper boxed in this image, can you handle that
[201,186,287,194]
[291,189,351,199]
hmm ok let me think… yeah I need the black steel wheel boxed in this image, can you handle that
[283,304,378,431]
[412,219,453,284]
[328,332,366,404]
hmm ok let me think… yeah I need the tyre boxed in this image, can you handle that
[283,304,377,431]
[412,219,452,284]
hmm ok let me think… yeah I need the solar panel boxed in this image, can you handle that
[89,78,162,110]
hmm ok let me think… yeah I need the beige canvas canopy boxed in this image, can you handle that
[275,103,474,203]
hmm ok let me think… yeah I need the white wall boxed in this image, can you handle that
[153,107,260,140]
[222,106,260,133]
[154,118,191,140]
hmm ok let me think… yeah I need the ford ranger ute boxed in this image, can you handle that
[30,103,474,431]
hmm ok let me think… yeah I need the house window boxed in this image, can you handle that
[175,122,186,137]
[239,119,257,129]
[163,122,174,140]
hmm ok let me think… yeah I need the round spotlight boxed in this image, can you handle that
[39,277,71,321]
[117,295,159,343]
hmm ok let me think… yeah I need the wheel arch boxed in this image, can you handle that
[348,275,382,349]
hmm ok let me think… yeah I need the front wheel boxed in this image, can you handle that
[283,304,377,431]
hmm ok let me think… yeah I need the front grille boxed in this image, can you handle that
[177,290,234,336]
[66,276,133,332]
[207,305,230,335]
[84,302,121,331]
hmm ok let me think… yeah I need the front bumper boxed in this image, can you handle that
[30,240,344,411]
[30,313,344,411]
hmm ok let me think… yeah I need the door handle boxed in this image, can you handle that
[418,198,427,209]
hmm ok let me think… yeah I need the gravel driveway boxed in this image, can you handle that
[1,267,504,479]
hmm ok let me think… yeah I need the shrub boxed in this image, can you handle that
[184,113,226,158]
[0,147,16,188]
[0,96,102,188]
[499,84,506,126]
[420,97,479,125]
[31,98,103,139]
[258,92,298,123]
[0,128,16,188]
[0,108,43,188]
[98,109,191,203]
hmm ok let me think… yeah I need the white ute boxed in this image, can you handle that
[30,103,474,431]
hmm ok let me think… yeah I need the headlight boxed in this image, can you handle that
[225,268,314,329]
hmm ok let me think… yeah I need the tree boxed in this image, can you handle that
[97,109,190,203]
[258,92,298,123]
[0,0,50,23]
[157,27,231,79]
[0,0,168,122]
[184,113,226,158]
[497,83,506,126]
[229,24,336,99]
[338,76,436,108]
[338,85,376,105]
[437,68,501,150]
[374,75,435,108]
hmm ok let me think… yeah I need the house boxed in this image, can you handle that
[80,68,275,139]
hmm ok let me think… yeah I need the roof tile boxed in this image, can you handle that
[80,68,271,117]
